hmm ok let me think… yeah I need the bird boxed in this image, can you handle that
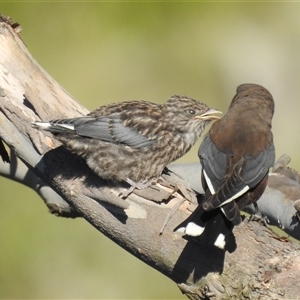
[32,95,221,195]
[175,84,275,249]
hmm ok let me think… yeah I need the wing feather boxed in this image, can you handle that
[74,115,155,148]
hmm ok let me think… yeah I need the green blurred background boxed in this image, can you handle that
[1,2,300,299]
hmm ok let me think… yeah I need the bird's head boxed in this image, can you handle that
[165,95,222,133]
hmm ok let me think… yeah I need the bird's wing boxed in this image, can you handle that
[242,143,275,186]
[33,113,157,149]
[199,134,275,211]
[74,115,155,148]
[199,134,229,192]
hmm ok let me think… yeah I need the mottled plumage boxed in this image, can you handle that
[32,95,220,191]
[175,84,275,249]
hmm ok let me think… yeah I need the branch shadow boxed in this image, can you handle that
[34,146,129,223]
[172,227,237,284]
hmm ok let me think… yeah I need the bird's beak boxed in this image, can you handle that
[196,109,222,120]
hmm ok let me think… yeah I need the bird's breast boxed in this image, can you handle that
[181,132,199,149]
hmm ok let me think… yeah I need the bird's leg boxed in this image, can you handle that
[118,185,135,198]
[127,178,157,189]
[248,202,269,226]
[119,178,156,198]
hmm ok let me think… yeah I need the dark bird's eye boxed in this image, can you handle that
[188,109,196,115]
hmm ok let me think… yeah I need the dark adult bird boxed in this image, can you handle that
[175,84,275,249]
[32,95,220,194]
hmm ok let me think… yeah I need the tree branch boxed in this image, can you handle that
[1,16,300,299]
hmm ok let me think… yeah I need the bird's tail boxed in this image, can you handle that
[32,118,82,133]
[174,204,236,249]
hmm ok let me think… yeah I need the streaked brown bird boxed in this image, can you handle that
[32,95,220,194]
[175,84,275,249]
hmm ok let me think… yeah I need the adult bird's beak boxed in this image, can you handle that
[196,109,222,120]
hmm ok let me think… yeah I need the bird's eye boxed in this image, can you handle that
[188,109,196,115]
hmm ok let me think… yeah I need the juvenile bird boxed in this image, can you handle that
[32,95,220,194]
[175,84,275,249]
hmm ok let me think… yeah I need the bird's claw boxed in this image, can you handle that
[118,178,156,198]
[248,213,270,227]
[118,185,136,198]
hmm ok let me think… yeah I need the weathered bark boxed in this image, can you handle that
[1,15,300,300]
